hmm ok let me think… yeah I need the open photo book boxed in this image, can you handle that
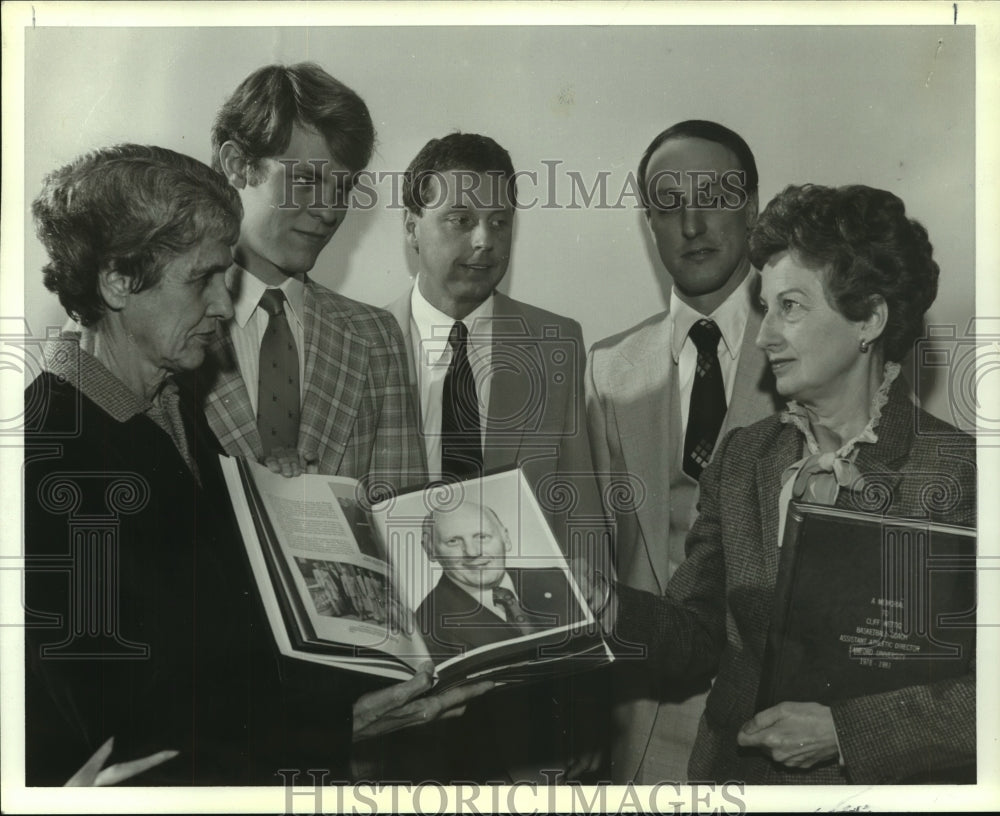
[219,458,612,693]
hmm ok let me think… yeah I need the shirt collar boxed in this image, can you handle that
[410,281,494,364]
[43,321,159,422]
[669,269,755,364]
[447,570,518,609]
[230,264,306,330]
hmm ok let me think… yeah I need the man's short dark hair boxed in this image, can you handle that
[211,62,375,180]
[403,132,517,214]
[637,119,758,210]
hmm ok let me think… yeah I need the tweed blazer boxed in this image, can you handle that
[387,288,606,561]
[198,277,426,493]
[616,378,977,784]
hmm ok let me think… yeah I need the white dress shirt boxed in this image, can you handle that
[227,266,306,413]
[409,283,494,479]
[670,271,755,434]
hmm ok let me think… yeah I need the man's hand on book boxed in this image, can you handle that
[262,447,319,477]
[65,736,179,786]
[737,701,840,768]
[351,661,495,742]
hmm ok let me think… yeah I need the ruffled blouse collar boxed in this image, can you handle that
[775,362,900,546]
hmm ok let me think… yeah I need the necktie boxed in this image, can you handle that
[683,319,727,480]
[440,320,483,482]
[257,289,299,456]
[492,585,540,635]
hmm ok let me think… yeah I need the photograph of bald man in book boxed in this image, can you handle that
[371,470,603,668]
[416,501,584,660]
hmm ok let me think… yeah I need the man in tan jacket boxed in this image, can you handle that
[587,120,780,783]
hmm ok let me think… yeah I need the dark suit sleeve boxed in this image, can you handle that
[364,311,427,494]
[613,428,732,681]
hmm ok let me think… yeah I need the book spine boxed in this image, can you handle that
[755,503,806,711]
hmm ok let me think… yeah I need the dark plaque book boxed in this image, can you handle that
[756,502,976,711]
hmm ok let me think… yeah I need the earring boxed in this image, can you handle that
[859,338,870,353]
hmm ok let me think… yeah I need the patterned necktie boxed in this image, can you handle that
[492,585,537,635]
[683,319,727,480]
[440,320,483,482]
[256,289,299,456]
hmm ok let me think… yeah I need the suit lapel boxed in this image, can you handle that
[203,328,262,460]
[298,281,370,470]
[385,289,419,393]
[755,422,800,584]
[851,380,910,509]
[611,316,676,593]
[723,307,781,434]
[484,293,533,470]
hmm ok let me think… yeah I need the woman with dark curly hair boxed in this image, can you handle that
[611,184,975,784]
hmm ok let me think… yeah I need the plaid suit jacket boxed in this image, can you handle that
[616,378,976,784]
[200,278,426,494]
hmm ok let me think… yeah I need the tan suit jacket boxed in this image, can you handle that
[586,293,780,781]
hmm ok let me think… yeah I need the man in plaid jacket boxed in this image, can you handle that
[185,64,482,777]
[198,62,425,494]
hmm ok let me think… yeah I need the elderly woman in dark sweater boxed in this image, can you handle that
[24,144,487,785]
[612,184,975,784]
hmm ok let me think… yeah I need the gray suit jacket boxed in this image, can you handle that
[387,287,606,561]
[380,286,611,783]
[586,291,780,781]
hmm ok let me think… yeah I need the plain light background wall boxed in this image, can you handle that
[5,11,1000,811]
[22,25,975,420]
